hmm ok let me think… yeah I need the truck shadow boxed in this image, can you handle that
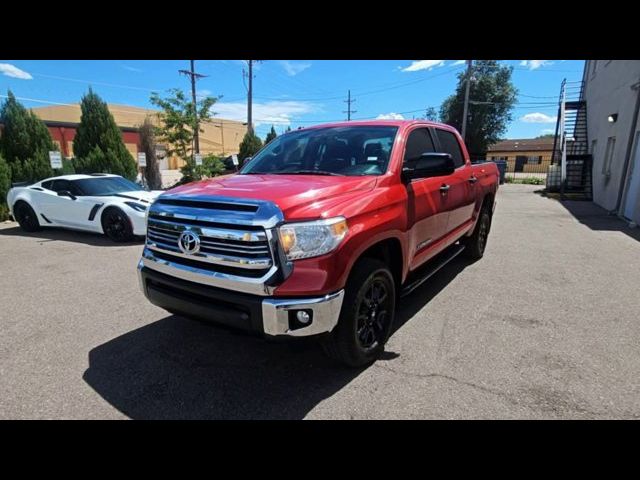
[0,225,144,247]
[82,258,468,419]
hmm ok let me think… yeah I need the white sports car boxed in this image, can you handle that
[7,173,162,242]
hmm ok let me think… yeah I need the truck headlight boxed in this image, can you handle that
[278,217,348,261]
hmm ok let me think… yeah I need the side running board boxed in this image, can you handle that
[400,244,465,298]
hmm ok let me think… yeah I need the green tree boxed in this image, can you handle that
[0,153,11,220]
[238,131,263,166]
[536,133,555,139]
[0,91,55,183]
[440,60,517,158]
[424,107,439,122]
[265,125,277,144]
[73,88,137,180]
[139,116,162,189]
[150,88,218,182]
[285,126,292,133]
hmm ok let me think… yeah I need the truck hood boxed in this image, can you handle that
[165,174,378,219]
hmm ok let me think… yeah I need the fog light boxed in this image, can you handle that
[296,310,311,324]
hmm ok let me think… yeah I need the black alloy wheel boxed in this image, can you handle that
[102,207,134,242]
[356,276,393,351]
[14,201,41,232]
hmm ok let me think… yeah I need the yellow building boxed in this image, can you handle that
[31,103,248,171]
[487,138,554,174]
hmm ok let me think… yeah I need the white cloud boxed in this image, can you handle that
[401,60,445,72]
[197,89,213,98]
[451,60,466,66]
[376,113,405,120]
[0,63,32,80]
[212,100,316,126]
[520,112,558,123]
[280,60,311,76]
[519,60,553,70]
[121,63,143,73]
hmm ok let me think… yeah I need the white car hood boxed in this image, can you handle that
[113,190,163,203]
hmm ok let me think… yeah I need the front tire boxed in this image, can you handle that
[322,258,396,367]
[13,201,41,232]
[101,207,134,242]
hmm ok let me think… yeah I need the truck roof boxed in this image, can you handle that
[291,119,455,132]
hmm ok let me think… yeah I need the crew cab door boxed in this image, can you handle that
[39,179,95,228]
[433,128,476,232]
[403,127,451,269]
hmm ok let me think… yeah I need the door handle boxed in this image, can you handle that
[440,184,450,193]
[468,176,478,184]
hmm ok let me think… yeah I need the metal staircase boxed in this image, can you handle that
[549,79,592,200]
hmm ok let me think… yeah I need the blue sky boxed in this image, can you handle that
[0,59,585,140]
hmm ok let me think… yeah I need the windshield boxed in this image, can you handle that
[73,177,144,196]
[240,126,398,176]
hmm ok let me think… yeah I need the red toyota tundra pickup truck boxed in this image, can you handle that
[137,120,499,366]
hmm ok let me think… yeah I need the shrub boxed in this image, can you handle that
[0,153,11,220]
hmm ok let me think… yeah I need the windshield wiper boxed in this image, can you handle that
[272,170,343,176]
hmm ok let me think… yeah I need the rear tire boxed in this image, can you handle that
[462,207,492,260]
[321,258,396,367]
[101,207,134,242]
[13,201,41,232]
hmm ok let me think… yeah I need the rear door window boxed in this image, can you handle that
[435,129,465,168]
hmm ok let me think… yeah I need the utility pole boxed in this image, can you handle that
[244,60,260,135]
[343,90,356,121]
[179,60,207,155]
[461,60,473,142]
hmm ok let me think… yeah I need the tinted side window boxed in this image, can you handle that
[403,128,436,163]
[41,180,53,190]
[50,179,81,195]
[436,129,465,168]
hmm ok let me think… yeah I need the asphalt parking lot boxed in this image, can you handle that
[1,184,640,419]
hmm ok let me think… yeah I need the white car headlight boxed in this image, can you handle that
[278,217,348,261]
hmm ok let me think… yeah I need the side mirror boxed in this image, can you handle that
[403,153,455,180]
[58,190,77,200]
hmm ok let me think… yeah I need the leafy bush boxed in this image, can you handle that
[180,154,225,183]
[506,176,545,185]
[0,153,11,220]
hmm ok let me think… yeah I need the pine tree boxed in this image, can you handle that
[0,91,55,183]
[73,89,137,180]
[265,125,277,144]
[238,131,263,166]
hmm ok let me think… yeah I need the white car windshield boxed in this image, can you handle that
[73,177,144,196]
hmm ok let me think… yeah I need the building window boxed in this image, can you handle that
[526,156,542,164]
[602,136,616,176]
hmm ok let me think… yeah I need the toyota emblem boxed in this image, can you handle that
[178,230,200,255]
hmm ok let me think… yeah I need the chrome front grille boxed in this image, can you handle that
[141,195,288,295]
[146,217,273,271]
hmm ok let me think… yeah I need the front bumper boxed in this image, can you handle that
[138,262,344,338]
